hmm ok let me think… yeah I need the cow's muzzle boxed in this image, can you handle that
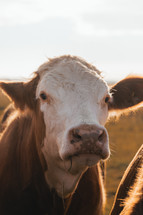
[68,124,109,159]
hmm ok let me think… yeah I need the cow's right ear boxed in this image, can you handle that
[0,74,39,110]
[108,76,143,110]
[0,82,26,110]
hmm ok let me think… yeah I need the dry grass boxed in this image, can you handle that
[0,90,10,120]
[0,90,142,214]
[105,109,143,214]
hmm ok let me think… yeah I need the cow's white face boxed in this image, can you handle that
[36,57,111,197]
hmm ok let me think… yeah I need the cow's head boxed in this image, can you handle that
[1,55,143,198]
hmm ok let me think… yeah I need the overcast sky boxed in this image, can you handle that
[0,0,143,81]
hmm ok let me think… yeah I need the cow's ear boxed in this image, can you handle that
[108,76,143,110]
[0,81,25,110]
[0,74,39,110]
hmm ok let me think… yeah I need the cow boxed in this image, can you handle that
[0,55,143,215]
[110,144,143,215]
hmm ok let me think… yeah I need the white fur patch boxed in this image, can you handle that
[36,56,110,197]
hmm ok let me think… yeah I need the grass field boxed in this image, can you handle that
[0,89,142,214]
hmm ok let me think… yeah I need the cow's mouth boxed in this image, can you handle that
[66,146,109,161]
[68,151,106,160]
[63,149,109,173]
[62,153,101,174]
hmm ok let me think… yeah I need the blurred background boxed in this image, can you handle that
[0,0,143,214]
[0,0,143,81]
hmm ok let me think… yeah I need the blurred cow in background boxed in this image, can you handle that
[110,144,143,215]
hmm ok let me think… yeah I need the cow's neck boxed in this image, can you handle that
[41,137,85,199]
[0,114,38,190]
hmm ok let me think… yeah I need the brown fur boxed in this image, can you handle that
[120,165,143,215]
[0,73,39,110]
[1,56,143,214]
[109,76,143,110]
[0,103,15,133]
[110,145,143,215]
[0,73,105,215]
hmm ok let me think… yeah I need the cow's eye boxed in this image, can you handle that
[105,96,110,103]
[40,93,47,100]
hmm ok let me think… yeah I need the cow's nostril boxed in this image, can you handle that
[74,133,81,140]
[71,129,82,144]
[98,131,104,142]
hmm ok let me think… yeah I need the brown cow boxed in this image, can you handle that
[110,144,143,215]
[0,55,143,215]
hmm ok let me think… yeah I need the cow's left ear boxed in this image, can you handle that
[108,76,143,110]
[0,74,39,110]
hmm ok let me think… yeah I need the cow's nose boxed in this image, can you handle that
[70,127,105,144]
[69,124,109,159]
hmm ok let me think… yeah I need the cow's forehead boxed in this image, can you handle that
[36,57,109,100]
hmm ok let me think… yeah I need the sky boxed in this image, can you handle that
[0,0,143,82]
